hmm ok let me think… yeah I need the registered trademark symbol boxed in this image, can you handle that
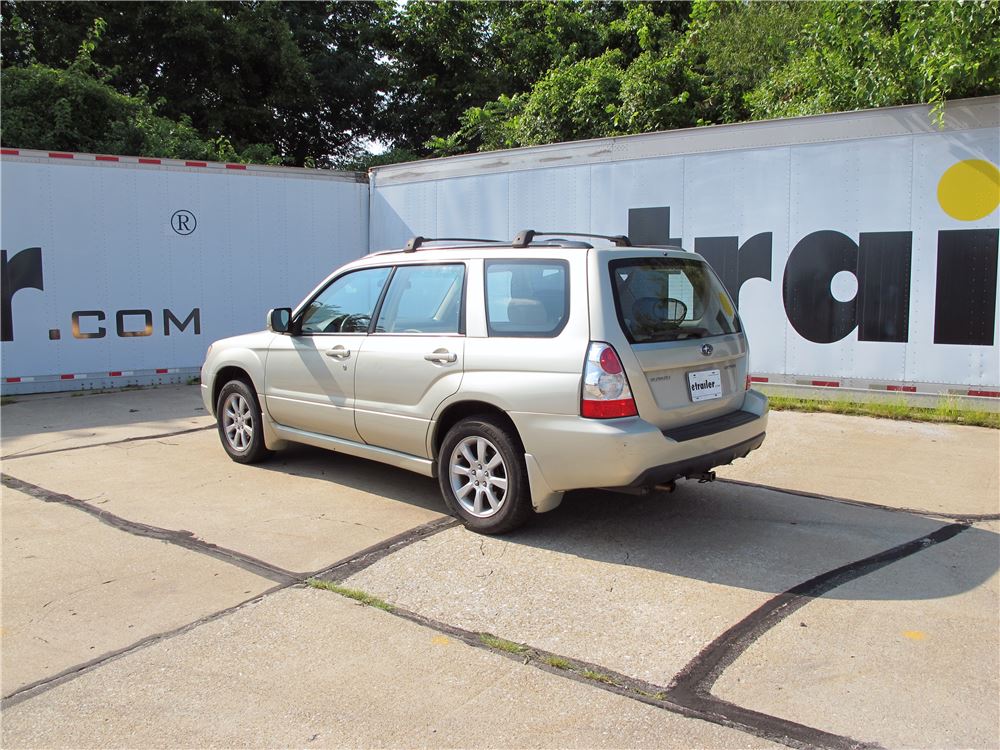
[171,210,197,235]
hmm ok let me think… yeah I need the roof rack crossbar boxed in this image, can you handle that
[511,230,631,248]
[404,236,505,252]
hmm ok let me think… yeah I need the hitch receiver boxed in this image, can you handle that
[686,471,716,483]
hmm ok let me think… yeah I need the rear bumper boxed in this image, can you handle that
[509,389,768,492]
[621,431,765,487]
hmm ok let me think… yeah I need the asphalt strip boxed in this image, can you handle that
[718,477,1000,523]
[663,522,969,749]
[302,524,971,749]
[1,473,300,584]
[0,490,458,708]
[0,425,216,462]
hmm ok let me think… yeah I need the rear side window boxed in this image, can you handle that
[610,258,741,343]
[486,260,568,337]
[375,264,465,334]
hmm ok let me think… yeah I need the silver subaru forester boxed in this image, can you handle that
[201,230,768,534]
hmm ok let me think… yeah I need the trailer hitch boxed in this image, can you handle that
[686,471,716,483]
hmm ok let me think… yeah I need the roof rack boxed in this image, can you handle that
[404,236,504,252]
[511,229,631,248]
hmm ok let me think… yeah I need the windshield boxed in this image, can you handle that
[610,257,741,343]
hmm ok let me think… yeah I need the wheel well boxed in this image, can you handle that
[432,401,524,459]
[212,366,255,414]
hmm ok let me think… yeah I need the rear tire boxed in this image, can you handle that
[216,379,271,464]
[438,416,532,534]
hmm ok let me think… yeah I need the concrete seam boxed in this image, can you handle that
[311,516,461,582]
[718,477,1000,523]
[305,585,882,750]
[1,473,299,583]
[388,608,880,750]
[0,425,215,462]
[3,506,962,748]
[665,523,969,746]
[0,514,458,707]
[0,583,289,709]
[305,523,971,749]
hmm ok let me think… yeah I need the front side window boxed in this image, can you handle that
[374,264,465,334]
[486,261,568,337]
[611,258,741,343]
[299,266,390,334]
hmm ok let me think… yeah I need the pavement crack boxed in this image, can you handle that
[311,517,460,583]
[1,584,289,709]
[304,523,971,750]
[308,515,384,532]
[1,514,459,709]
[2,473,299,585]
[0,425,214,462]
[719,478,1000,523]
[305,577,885,750]
[664,522,970,750]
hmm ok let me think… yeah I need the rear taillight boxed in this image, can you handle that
[581,342,638,419]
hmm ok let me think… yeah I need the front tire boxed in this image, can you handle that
[216,379,271,464]
[438,416,532,534]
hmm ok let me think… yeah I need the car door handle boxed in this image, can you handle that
[325,346,351,360]
[424,350,458,364]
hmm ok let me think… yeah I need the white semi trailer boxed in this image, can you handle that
[2,97,998,401]
[369,96,1000,402]
[1,151,368,394]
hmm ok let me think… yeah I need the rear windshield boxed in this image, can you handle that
[610,257,741,343]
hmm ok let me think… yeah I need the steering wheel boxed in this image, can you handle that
[324,313,371,333]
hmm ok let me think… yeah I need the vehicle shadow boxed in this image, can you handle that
[259,444,999,602]
[519,482,999,601]
[257,443,446,514]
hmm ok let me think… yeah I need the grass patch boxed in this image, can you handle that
[636,689,669,701]
[767,394,999,429]
[543,655,572,670]
[479,633,528,655]
[187,376,201,385]
[580,669,618,686]
[0,396,15,406]
[305,579,394,612]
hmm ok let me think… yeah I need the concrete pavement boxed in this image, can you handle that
[2,384,997,748]
[2,588,781,749]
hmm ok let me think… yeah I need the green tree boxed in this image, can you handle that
[427,0,999,158]
[685,0,821,123]
[617,49,701,133]
[386,1,688,154]
[5,1,997,165]
[516,50,625,145]
[0,19,272,162]
[748,1,1000,120]
[1,1,390,165]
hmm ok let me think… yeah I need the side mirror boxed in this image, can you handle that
[267,307,292,333]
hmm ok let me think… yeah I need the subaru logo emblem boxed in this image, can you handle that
[701,344,713,356]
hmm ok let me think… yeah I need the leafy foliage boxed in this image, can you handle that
[427,0,999,156]
[1,0,388,165]
[1,0,997,165]
[0,19,271,162]
[687,1,821,123]
[747,1,1000,121]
